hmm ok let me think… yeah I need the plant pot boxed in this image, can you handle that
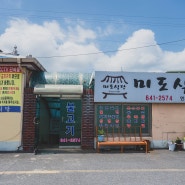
[98,135,104,142]
[183,142,185,150]
[169,143,176,151]
[175,140,181,144]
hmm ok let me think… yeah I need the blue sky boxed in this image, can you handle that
[0,0,185,72]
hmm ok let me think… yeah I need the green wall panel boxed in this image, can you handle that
[60,100,82,146]
[96,104,151,135]
[123,104,150,134]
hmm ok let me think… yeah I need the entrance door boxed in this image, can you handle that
[59,99,82,148]
[38,97,61,148]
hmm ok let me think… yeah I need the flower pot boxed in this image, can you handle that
[98,135,104,142]
[169,143,176,151]
[183,142,185,150]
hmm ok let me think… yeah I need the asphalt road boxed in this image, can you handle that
[0,149,185,185]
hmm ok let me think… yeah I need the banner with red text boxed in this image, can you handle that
[0,66,22,112]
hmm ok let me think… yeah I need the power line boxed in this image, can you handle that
[1,13,185,28]
[36,38,185,59]
[1,7,185,20]
[1,14,185,28]
[0,8,185,28]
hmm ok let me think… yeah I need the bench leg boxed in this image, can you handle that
[96,143,100,153]
[145,142,148,153]
[121,146,124,153]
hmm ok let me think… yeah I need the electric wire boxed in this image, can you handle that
[0,8,185,28]
[0,7,185,55]
[1,7,185,20]
[36,38,185,58]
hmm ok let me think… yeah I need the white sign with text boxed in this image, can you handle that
[94,71,185,103]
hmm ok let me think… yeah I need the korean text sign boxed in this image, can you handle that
[60,100,81,146]
[94,71,185,103]
[0,66,22,112]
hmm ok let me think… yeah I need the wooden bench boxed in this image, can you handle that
[96,126,148,153]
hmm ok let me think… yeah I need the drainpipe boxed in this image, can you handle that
[17,58,24,151]
[17,58,25,74]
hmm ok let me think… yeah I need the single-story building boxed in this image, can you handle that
[1,54,185,152]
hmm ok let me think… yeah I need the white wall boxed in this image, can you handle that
[0,113,22,151]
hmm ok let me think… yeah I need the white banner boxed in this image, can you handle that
[94,71,185,103]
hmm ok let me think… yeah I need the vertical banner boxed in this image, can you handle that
[60,100,82,147]
[0,66,22,112]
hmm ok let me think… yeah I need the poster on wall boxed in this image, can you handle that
[123,104,149,134]
[94,71,185,103]
[96,104,150,135]
[96,104,122,131]
[59,100,82,147]
[0,66,22,112]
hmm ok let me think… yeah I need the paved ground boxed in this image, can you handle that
[0,149,185,185]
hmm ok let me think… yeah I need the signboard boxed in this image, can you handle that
[96,104,150,135]
[0,66,22,112]
[123,104,149,134]
[60,100,81,147]
[94,71,185,103]
[96,104,122,128]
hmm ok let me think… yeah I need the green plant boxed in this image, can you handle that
[168,140,175,144]
[98,129,105,135]
[182,137,185,142]
[175,137,181,144]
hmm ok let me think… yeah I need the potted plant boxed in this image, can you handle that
[175,137,181,144]
[175,137,182,150]
[183,137,185,150]
[97,129,105,142]
[168,140,176,151]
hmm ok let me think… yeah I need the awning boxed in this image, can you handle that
[34,84,83,98]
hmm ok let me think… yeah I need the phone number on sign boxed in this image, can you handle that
[146,95,173,102]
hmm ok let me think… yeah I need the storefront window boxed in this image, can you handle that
[96,104,151,136]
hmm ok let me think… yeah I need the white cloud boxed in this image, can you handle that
[67,25,96,43]
[162,50,185,71]
[0,18,185,73]
[110,29,164,72]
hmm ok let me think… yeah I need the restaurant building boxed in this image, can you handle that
[0,54,185,152]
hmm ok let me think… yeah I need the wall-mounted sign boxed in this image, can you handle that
[60,100,81,147]
[123,104,149,134]
[95,71,185,103]
[96,104,122,128]
[0,66,22,112]
[96,104,150,135]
